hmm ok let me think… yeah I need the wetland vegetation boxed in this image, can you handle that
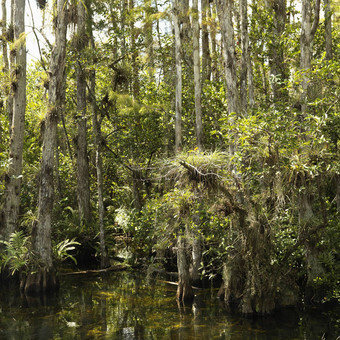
[0,1,339,336]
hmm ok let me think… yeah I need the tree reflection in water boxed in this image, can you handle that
[0,271,338,339]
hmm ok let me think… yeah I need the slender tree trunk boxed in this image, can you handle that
[24,0,67,295]
[246,12,255,108]
[7,0,15,128]
[129,0,140,98]
[91,75,110,269]
[1,0,10,122]
[300,0,320,114]
[201,0,211,83]
[1,0,8,68]
[209,2,218,82]
[241,0,254,108]
[176,234,194,302]
[216,0,240,115]
[193,0,203,151]
[268,0,287,102]
[3,0,26,241]
[172,0,182,153]
[324,0,332,60]
[76,0,91,225]
[87,3,110,269]
[121,0,127,55]
[336,174,340,213]
[145,0,154,78]
[0,0,9,161]
[95,124,110,268]
[179,0,191,44]
[239,0,250,112]
[191,211,202,286]
[191,236,201,285]
[247,50,254,108]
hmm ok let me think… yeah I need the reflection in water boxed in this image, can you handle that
[0,271,338,339]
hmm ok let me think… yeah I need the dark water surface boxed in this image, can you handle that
[0,271,338,339]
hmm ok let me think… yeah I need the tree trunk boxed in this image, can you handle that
[191,205,203,286]
[1,0,11,127]
[216,0,240,115]
[201,0,211,83]
[324,0,332,60]
[120,0,127,55]
[144,0,154,78]
[88,4,110,269]
[172,0,182,153]
[191,235,202,286]
[3,0,26,241]
[336,174,340,213]
[268,0,287,102]
[1,0,8,68]
[240,0,253,112]
[193,0,204,151]
[6,0,15,129]
[176,234,194,302]
[130,0,140,98]
[298,0,326,295]
[76,0,91,226]
[96,133,110,269]
[179,0,191,45]
[24,0,67,295]
[209,2,218,82]
[300,0,320,114]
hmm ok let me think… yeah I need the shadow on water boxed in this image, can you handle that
[0,271,339,339]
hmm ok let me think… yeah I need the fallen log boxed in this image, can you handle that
[60,264,129,276]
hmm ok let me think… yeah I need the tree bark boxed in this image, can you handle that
[239,0,254,112]
[1,0,11,126]
[193,0,204,151]
[209,2,218,82]
[336,174,340,213]
[179,0,191,45]
[191,200,203,286]
[176,234,194,302]
[129,0,140,98]
[300,0,320,114]
[324,0,332,60]
[172,0,182,153]
[144,0,154,78]
[268,0,287,102]
[216,0,240,115]
[5,0,15,129]
[120,0,127,55]
[88,3,110,269]
[191,236,201,285]
[24,0,67,295]
[76,0,91,226]
[201,0,211,83]
[3,0,26,241]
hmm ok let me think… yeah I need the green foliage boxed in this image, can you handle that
[0,231,30,275]
[53,238,81,265]
[0,232,81,274]
[0,0,339,312]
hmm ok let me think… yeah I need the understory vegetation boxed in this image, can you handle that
[0,0,339,315]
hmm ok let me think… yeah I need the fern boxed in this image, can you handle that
[0,231,30,275]
[53,238,80,265]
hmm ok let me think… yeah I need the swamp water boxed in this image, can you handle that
[0,271,338,339]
